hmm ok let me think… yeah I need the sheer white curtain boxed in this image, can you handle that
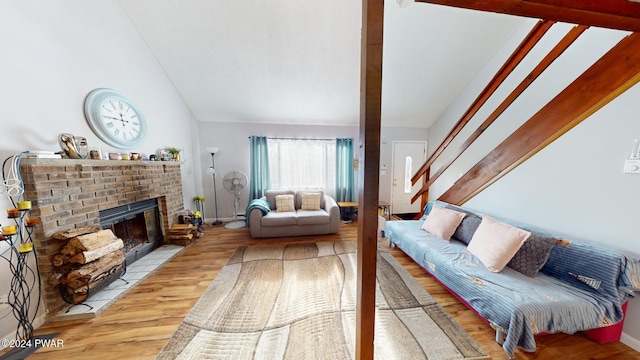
[267,138,336,197]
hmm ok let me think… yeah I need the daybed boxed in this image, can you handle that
[246,190,340,238]
[385,200,640,358]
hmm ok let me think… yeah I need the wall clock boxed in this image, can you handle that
[84,88,147,150]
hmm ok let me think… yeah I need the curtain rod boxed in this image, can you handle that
[248,136,341,141]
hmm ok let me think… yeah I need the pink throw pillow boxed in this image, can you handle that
[420,205,466,241]
[467,215,531,272]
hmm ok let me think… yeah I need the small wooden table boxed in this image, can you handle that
[337,202,358,222]
[378,201,391,220]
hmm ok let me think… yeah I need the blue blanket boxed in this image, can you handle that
[245,199,271,227]
[386,214,640,357]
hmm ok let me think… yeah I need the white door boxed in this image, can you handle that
[391,141,427,214]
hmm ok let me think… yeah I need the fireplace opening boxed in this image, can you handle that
[99,199,164,266]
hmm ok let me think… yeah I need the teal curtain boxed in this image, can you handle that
[249,136,271,200]
[335,138,354,202]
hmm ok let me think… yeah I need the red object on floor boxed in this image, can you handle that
[584,301,628,343]
[411,258,627,345]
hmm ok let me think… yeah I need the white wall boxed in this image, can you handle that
[427,20,640,348]
[467,82,640,350]
[0,1,429,342]
[195,122,357,221]
[0,1,199,340]
[379,127,430,205]
[195,122,428,221]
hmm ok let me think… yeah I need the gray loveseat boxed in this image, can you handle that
[247,190,340,238]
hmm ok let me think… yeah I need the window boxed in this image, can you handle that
[404,156,412,193]
[267,138,336,196]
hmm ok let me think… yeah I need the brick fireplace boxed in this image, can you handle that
[19,158,184,318]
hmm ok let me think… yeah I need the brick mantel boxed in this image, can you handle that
[19,158,184,317]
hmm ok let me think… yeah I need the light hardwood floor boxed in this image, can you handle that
[21,221,640,359]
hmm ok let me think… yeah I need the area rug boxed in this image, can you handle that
[157,241,488,359]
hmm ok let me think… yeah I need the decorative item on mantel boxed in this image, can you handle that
[167,147,182,161]
[58,133,89,159]
[158,148,171,161]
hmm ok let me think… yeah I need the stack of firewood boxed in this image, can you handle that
[164,223,200,246]
[48,226,125,304]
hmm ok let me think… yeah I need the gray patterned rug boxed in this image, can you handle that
[157,241,488,359]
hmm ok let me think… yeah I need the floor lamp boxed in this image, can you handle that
[206,147,222,225]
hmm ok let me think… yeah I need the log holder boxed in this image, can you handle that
[59,262,128,311]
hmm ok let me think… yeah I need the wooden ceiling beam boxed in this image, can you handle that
[415,0,640,32]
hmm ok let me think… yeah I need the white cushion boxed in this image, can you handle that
[265,190,295,210]
[295,190,324,209]
[261,212,297,227]
[301,192,322,210]
[296,210,329,225]
[420,205,466,241]
[275,194,295,212]
[467,215,531,272]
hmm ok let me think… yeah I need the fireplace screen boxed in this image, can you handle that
[99,199,163,265]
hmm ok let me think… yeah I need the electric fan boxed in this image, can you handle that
[222,170,248,229]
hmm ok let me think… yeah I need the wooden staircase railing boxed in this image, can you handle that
[438,32,640,205]
[411,20,553,206]
[411,22,640,209]
[413,24,588,206]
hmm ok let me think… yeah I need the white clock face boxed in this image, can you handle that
[99,97,143,144]
[84,88,147,150]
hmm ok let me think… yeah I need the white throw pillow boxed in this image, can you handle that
[301,192,322,210]
[467,215,531,272]
[275,194,295,212]
[420,205,466,241]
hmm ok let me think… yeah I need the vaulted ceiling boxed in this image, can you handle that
[118,1,528,128]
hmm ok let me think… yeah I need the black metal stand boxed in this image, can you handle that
[0,210,57,360]
[210,152,222,225]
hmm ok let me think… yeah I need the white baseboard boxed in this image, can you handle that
[204,216,239,224]
[621,332,640,352]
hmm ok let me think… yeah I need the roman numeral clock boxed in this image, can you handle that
[84,88,147,150]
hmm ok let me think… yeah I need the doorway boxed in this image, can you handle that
[391,141,427,216]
